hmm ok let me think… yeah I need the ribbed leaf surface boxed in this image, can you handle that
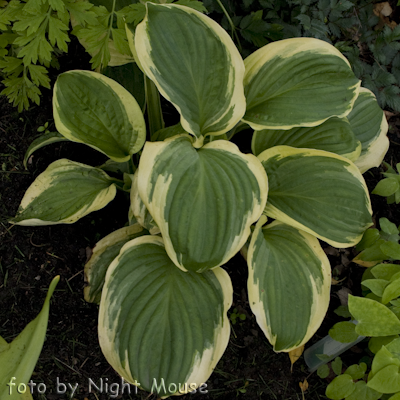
[259,146,372,247]
[251,117,361,161]
[11,159,117,226]
[135,3,245,147]
[348,88,389,173]
[53,70,146,162]
[243,38,360,130]
[138,135,268,272]
[248,217,331,351]
[99,236,232,397]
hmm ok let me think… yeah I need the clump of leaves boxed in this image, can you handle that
[229,308,246,325]
[353,217,400,267]
[321,256,400,399]
[372,162,400,204]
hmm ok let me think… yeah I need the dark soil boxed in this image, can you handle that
[1,39,400,400]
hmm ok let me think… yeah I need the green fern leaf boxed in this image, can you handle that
[48,14,69,51]
[0,0,23,30]
[13,13,46,36]
[22,0,46,15]
[111,27,130,55]
[0,55,22,72]
[65,0,97,26]
[122,3,145,25]
[27,63,50,88]
[48,0,65,12]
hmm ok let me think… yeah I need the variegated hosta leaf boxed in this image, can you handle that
[53,70,146,162]
[134,3,245,148]
[84,224,147,304]
[11,159,117,226]
[128,171,160,235]
[243,37,360,130]
[259,146,372,247]
[23,131,69,169]
[347,87,389,173]
[251,117,361,161]
[99,236,232,397]
[138,135,268,272]
[248,216,331,352]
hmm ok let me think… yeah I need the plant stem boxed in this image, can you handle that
[215,0,242,53]
[145,76,164,140]
[129,157,136,174]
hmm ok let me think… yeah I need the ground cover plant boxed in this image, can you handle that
[315,219,400,399]
[0,0,400,399]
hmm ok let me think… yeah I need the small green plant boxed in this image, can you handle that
[372,162,400,204]
[229,308,246,325]
[323,278,400,398]
[322,224,400,399]
[353,217,400,267]
[9,2,389,397]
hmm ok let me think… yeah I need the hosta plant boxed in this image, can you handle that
[10,2,389,398]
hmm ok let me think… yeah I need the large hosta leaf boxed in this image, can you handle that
[11,159,117,226]
[251,117,361,161]
[137,135,268,272]
[258,146,372,247]
[84,223,147,304]
[248,216,331,352]
[53,70,146,162]
[243,37,360,130]
[134,3,245,147]
[347,88,389,173]
[99,236,232,398]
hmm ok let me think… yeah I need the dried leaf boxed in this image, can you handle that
[384,110,397,120]
[289,345,304,372]
[331,277,346,285]
[373,2,393,17]
[352,258,380,267]
[373,2,397,29]
[299,379,309,392]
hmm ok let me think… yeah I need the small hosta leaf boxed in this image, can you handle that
[53,70,146,162]
[11,159,117,226]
